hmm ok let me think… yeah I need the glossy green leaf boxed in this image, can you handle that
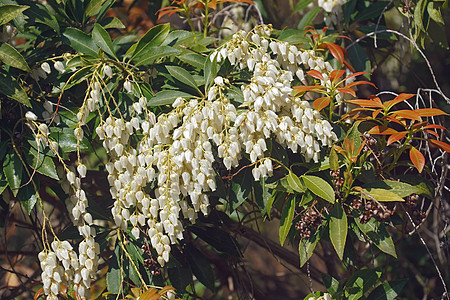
[85,0,108,17]
[168,265,193,292]
[135,46,180,66]
[0,171,8,195]
[0,71,31,107]
[302,175,335,203]
[132,23,170,61]
[292,0,314,14]
[0,43,30,72]
[204,52,217,90]
[190,226,241,257]
[287,171,305,193]
[363,188,405,202]
[17,181,38,214]
[345,269,381,300]
[346,122,362,153]
[347,43,370,74]
[297,6,320,30]
[329,147,339,171]
[92,23,117,59]
[98,16,125,29]
[279,195,296,246]
[362,180,416,198]
[354,1,393,22]
[23,2,59,33]
[49,127,89,153]
[166,65,202,94]
[329,204,347,260]
[266,191,285,219]
[367,279,407,300]
[394,175,433,198]
[322,274,342,295]
[178,52,207,69]
[278,29,309,44]
[0,4,28,26]
[148,90,193,107]
[186,245,215,291]
[26,146,59,180]
[62,27,99,57]
[229,166,252,212]
[356,219,397,258]
[299,230,320,267]
[3,151,22,197]
[106,246,122,294]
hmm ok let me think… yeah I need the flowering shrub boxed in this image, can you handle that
[0,0,449,299]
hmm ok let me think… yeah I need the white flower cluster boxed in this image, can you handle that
[318,0,347,26]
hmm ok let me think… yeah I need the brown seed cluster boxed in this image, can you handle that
[330,169,344,198]
[363,132,377,152]
[295,207,323,239]
[142,243,161,276]
[406,194,426,224]
[351,198,393,223]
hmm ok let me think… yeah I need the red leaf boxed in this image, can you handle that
[347,99,384,108]
[392,110,422,122]
[337,87,356,97]
[345,81,377,89]
[384,93,415,110]
[325,42,345,65]
[367,126,398,135]
[343,71,369,81]
[313,97,331,111]
[343,59,356,73]
[409,146,425,173]
[330,70,345,83]
[428,139,450,153]
[293,85,326,95]
[387,131,407,145]
[424,130,440,138]
[422,124,447,130]
[307,70,325,81]
[415,108,449,117]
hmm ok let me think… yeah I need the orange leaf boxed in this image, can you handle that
[34,287,44,300]
[409,146,425,173]
[343,71,369,81]
[392,110,422,122]
[158,285,176,295]
[345,81,377,89]
[307,70,325,81]
[313,97,330,111]
[387,131,407,145]
[424,130,440,138]
[337,87,356,97]
[422,124,447,130]
[325,42,345,65]
[367,126,398,135]
[293,85,326,94]
[157,6,180,19]
[415,108,449,117]
[347,99,384,108]
[207,0,217,9]
[330,70,345,83]
[428,139,450,153]
[372,108,382,119]
[384,93,415,110]
[140,288,159,300]
[343,59,356,73]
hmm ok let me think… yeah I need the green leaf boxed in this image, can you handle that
[394,175,433,198]
[345,269,381,300]
[322,274,342,295]
[166,65,202,94]
[329,204,347,260]
[186,245,215,291]
[148,90,193,107]
[168,266,193,292]
[363,188,405,202]
[292,0,314,14]
[286,171,306,193]
[3,151,22,197]
[135,46,180,66]
[49,127,89,153]
[189,226,241,257]
[301,175,335,203]
[92,23,117,59]
[0,70,31,107]
[26,146,59,180]
[279,195,296,246]
[132,23,170,61]
[62,27,99,57]
[161,30,194,47]
[354,1,393,22]
[362,180,416,198]
[98,16,125,29]
[96,0,115,21]
[0,171,8,195]
[266,191,285,219]
[253,176,271,213]
[22,2,59,33]
[229,166,252,212]
[204,52,217,90]
[278,29,309,44]
[0,43,30,72]
[17,181,38,214]
[299,229,320,267]
[0,4,28,26]
[126,242,144,264]
[356,218,397,258]
[329,147,339,171]
[347,43,370,74]
[178,52,207,69]
[367,279,407,300]
[297,6,320,30]
[85,0,107,17]
[346,122,361,152]
[106,246,122,294]
[414,0,427,31]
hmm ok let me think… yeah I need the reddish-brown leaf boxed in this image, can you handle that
[415,108,449,117]
[422,124,447,130]
[372,108,382,119]
[34,287,44,300]
[207,0,217,9]
[387,131,407,145]
[392,110,422,122]
[347,99,384,108]
[344,81,377,89]
[330,70,345,83]
[325,42,345,65]
[343,59,356,73]
[139,288,159,300]
[384,93,415,110]
[409,146,425,173]
[337,87,356,97]
[367,126,398,135]
[343,71,369,81]
[313,97,331,111]
[293,85,326,95]
[157,6,180,19]
[424,130,440,138]
[307,70,325,81]
[428,139,450,153]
